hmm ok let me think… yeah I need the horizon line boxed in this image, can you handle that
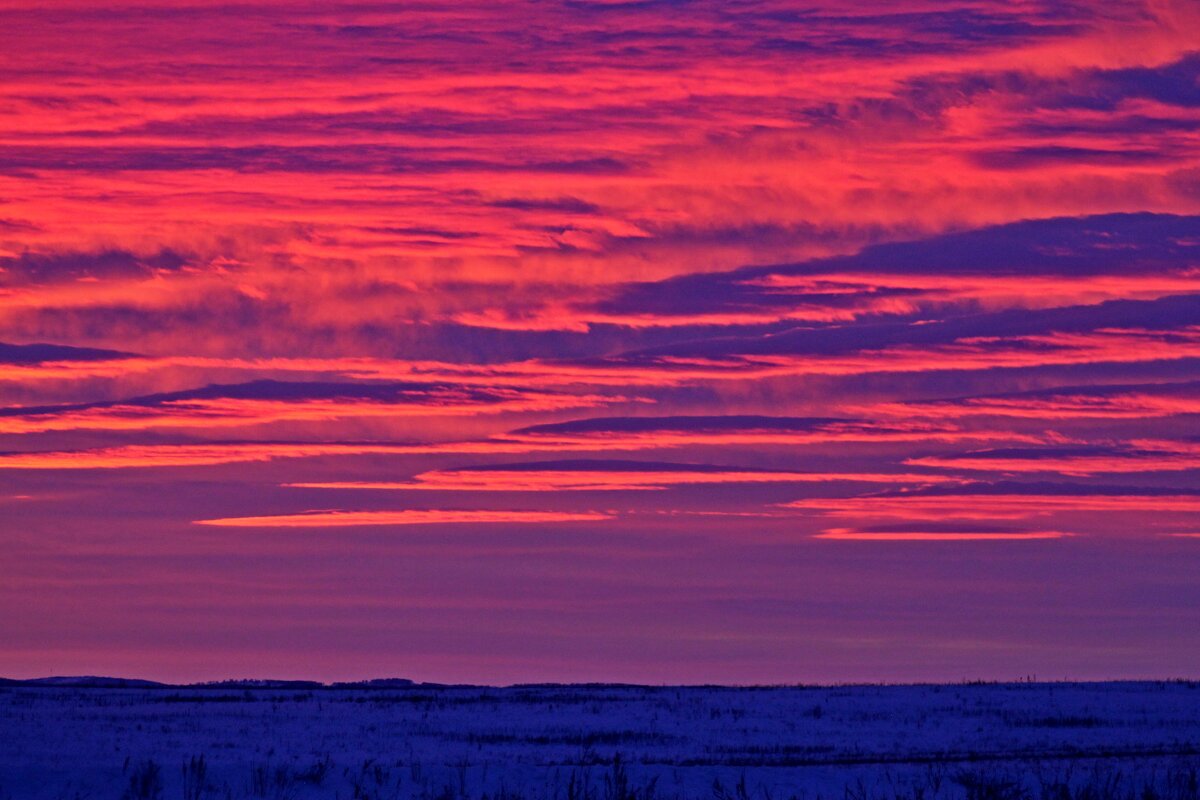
[5,675,1199,691]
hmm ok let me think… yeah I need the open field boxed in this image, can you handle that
[2,681,1199,799]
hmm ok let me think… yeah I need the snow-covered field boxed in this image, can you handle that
[2,682,1199,799]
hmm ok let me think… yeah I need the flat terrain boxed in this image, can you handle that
[1,682,1199,799]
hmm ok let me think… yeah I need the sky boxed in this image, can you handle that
[1,0,1198,685]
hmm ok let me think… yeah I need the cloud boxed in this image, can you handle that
[0,379,622,434]
[288,458,957,492]
[785,482,1200,522]
[1078,52,1200,110]
[0,340,134,366]
[509,415,1032,447]
[522,213,1200,331]
[0,437,625,470]
[0,145,636,177]
[0,441,431,469]
[570,309,1200,388]
[0,249,189,285]
[971,145,1177,170]
[906,441,1200,475]
[861,379,1200,418]
[815,523,1071,541]
[193,508,614,527]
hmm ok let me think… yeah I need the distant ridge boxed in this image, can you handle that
[0,676,421,690]
[13,676,168,688]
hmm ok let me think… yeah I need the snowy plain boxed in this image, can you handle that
[1,681,1199,799]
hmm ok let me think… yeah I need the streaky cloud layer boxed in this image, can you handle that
[287,458,959,492]
[814,528,1071,541]
[194,509,614,527]
[1,0,1199,683]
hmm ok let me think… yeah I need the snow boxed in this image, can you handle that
[1,682,1198,799]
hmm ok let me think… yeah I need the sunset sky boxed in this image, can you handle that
[2,0,1199,684]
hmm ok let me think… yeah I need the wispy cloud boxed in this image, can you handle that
[859,380,1200,419]
[0,379,623,434]
[785,484,1200,521]
[906,441,1200,475]
[815,526,1071,541]
[194,508,614,527]
[288,459,957,492]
